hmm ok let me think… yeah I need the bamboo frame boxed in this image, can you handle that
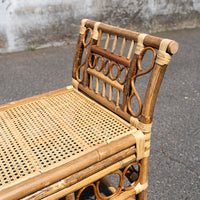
[0,19,178,200]
[84,20,178,55]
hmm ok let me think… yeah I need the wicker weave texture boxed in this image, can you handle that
[0,89,130,189]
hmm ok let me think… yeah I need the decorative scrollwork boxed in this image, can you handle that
[76,28,93,83]
[88,53,128,85]
[127,47,156,117]
[76,162,141,200]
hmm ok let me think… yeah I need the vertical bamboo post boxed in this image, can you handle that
[136,63,168,200]
[72,34,85,79]
[111,35,118,53]
[119,38,126,57]
[122,54,138,111]
[127,40,134,60]
[97,29,102,47]
[102,82,106,97]
[95,78,99,93]
[89,75,93,90]
[83,39,98,87]
[109,85,113,101]
[104,34,110,50]
[116,90,120,107]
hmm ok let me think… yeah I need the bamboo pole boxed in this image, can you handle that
[43,155,136,200]
[91,45,131,67]
[0,135,136,200]
[104,34,110,50]
[127,40,134,60]
[72,34,85,79]
[119,38,126,57]
[87,68,124,92]
[112,35,118,53]
[23,146,136,200]
[85,20,178,55]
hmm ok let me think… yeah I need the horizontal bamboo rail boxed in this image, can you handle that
[87,68,124,92]
[85,20,178,55]
[23,146,136,200]
[91,45,131,67]
[0,134,136,200]
[0,87,73,111]
[43,155,136,200]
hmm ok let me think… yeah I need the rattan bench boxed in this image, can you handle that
[0,19,178,200]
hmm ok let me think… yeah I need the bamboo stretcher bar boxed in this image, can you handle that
[112,35,118,53]
[85,20,178,55]
[23,146,136,200]
[87,68,124,92]
[91,45,131,67]
[0,134,136,200]
[42,155,136,200]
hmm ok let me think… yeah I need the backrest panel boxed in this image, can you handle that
[72,19,178,123]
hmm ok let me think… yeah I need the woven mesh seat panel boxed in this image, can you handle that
[0,90,130,189]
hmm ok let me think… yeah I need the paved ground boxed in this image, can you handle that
[0,28,199,199]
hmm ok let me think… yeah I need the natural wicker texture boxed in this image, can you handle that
[0,88,130,189]
[0,19,179,200]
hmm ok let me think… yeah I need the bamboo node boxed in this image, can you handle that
[156,39,172,65]
[134,182,148,194]
[135,33,147,55]
[72,78,79,89]
[130,117,152,133]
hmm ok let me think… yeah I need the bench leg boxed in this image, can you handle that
[136,157,148,200]
[65,193,75,200]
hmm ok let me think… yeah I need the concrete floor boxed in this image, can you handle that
[0,28,199,199]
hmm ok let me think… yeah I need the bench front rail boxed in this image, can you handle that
[0,19,178,200]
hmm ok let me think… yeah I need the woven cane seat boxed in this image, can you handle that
[0,87,131,190]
